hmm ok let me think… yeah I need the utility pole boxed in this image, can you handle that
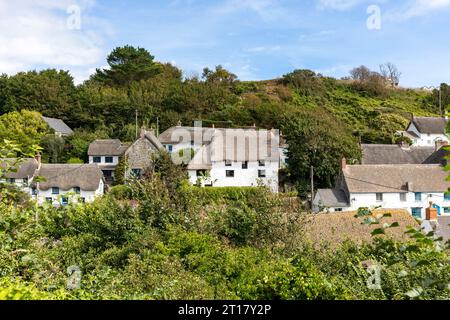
[310,165,314,209]
[439,85,443,117]
[135,109,138,139]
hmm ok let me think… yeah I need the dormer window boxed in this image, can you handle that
[74,187,81,194]
[258,160,266,167]
[105,157,113,163]
[225,160,232,167]
[52,187,60,195]
[93,156,101,163]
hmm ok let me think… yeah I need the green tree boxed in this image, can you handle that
[91,46,162,87]
[283,108,361,191]
[0,110,50,154]
[40,134,65,163]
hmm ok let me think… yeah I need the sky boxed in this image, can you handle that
[1,0,450,87]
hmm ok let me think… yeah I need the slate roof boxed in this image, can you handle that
[410,117,448,134]
[35,164,103,191]
[361,144,441,165]
[0,158,39,179]
[42,117,73,135]
[316,189,349,207]
[88,140,129,156]
[342,164,450,193]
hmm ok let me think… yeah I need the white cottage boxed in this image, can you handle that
[88,139,129,183]
[397,116,449,147]
[313,158,450,219]
[32,163,105,205]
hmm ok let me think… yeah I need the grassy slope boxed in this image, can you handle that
[237,78,438,143]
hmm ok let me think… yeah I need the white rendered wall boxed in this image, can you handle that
[188,160,279,192]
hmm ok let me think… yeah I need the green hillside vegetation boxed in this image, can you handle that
[0,46,448,190]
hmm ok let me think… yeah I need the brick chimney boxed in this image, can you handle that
[426,202,438,221]
[340,157,347,170]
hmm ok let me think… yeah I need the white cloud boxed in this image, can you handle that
[0,0,109,83]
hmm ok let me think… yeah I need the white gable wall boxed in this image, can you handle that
[407,123,449,147]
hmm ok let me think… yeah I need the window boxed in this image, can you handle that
[376,193,383,202]
[258,160,266,167]
[444,207,450,214]
[196,170,206,177]
[335,208,343,212]
[225,160,232,167]
[61,197,69,206]
[46,197,53,203]
[166,145,173,153]
[31,188,38,196]
[52,187,60,195]
[105,156,113,163]
[400,193,407,202]
[23,177,28,184]
[7,178,15,184]
[414,192,422,202]
[445,193,450,201]
[73,187,81,194]
[242,161,248,169]
[190,140,195,147]
[412,207,422,218]
[131,169,142,178]
[226,170,235,177]
[93,156,101,163]
[258,170,266,178]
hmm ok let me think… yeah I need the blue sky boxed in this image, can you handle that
[1,0,450,87]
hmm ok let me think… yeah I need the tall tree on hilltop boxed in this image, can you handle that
[91,45,162,87]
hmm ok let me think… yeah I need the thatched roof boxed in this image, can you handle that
[343,164,450,193]
[88,140,129,156]
[36,164,103,191]
[410,117,448,134]
[0,158,39,179]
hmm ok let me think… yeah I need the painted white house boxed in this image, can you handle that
[88,139,129,183]
[397,116,449,147]
[32,163,105,205]
[0,158,40,194]
[313,158,450,219]
[180,128,280,192]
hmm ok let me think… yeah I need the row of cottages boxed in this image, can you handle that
[314,117,450,219]
[88,124,286,192]
[87,129,164,182]
[396,116,449,147]
[313,158,450,219]
[158,124,283,192]
[0,156,104,205]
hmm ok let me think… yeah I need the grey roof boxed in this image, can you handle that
[42,117,73,135]
[142,130,164,151]
[342,164,450,193]
[36,164,103,191]
[186,128,280,169]
[159,126,217,144]
[88,140,129,156]
[410,117,448,134]
[361,144,441,165]
[0,158,39,179]
[316,189,349,207]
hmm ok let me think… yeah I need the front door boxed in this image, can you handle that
[433,204,441,216]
